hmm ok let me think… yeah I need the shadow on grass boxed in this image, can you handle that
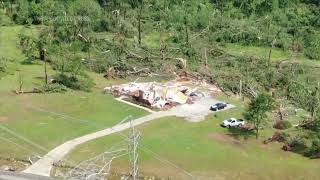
[226,127,256,140]
[20,57,41,65]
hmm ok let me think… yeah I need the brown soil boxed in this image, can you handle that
[0,116,8,123]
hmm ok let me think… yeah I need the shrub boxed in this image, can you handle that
[283,136,307,153]
[0,58,8,73]
[304,33,320,60]
[304,139,320,159]
[36,84,68,93]
[53,74,95,92]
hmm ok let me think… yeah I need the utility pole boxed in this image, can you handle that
[129,120,140,180]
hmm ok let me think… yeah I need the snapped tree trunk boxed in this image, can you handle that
[18,71,23,91]
[39,48,45,61]
[204,48,208,67]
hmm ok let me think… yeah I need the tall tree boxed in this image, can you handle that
[308,85,320,120]
[244,93,276,139]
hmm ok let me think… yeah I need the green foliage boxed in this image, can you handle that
[53,73,94,92]
[287,135,308,153]
[0,57,8,73]
[6,0,320,54]
[304,139,320,158]
[244,93,276,138]
[282,120,292,129]
[304,32,320,60]
[18,32,36,58]
[37,83,68,93]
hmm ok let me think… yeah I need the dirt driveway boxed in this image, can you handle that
[171,97,235,122]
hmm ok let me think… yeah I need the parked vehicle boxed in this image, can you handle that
[221,118,245,128]
[210,102,227,111]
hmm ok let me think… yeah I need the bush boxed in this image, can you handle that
[305,46,320,60]
[304,139,320,159]
[283,136,307,153]
[36,84,68,93]
[0,58,8,73]
[304,33,320,60]
[53,74,95,92]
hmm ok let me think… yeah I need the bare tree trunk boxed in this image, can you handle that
[9,1,13,14]
[311,84,319,120]
[185,22,189,45]
[44,53,48,85]
[160,41,166,61]
[204,48,208,67]
[18,71,23,91]
[268,48,272,68]
[239,79,242,99]
[138,6,142,45]
[87,40,91,61]
[278,104,283,121]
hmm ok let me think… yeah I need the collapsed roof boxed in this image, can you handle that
[105,78,221,110]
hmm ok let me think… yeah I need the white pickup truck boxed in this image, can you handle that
[221,118,245,128]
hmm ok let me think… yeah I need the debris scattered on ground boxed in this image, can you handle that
[105,77,221,110]
[273,120,292,130]
[263,131,287,144]
[0,158,29,172]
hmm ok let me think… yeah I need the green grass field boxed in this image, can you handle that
[0,26,148,161]
[222,43,317,63]
[62,106,320,180]
[1,24,320,179]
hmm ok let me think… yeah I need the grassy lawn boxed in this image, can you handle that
[223,43,291,62]
[0,69,147,159]
[1,25,319,177]
[0,26,148,161]
[222,43,320,64]
[61,96,319,180]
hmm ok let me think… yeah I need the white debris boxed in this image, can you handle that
[106,78,221,110]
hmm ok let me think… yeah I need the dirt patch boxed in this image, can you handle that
[208,133,244,148]
[0,116,8,123]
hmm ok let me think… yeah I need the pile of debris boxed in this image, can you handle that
[105,78,221,110]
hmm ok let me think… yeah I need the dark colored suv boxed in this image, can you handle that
[210,103,227,111]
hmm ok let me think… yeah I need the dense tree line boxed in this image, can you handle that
[1,0,319,59]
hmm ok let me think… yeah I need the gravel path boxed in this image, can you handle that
[23,97,234,177]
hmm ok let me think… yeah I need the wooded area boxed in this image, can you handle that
[1,0,320,160]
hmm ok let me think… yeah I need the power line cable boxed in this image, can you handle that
[0,136,38,156]
[1,100,196,179]
[0,125,48,152]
